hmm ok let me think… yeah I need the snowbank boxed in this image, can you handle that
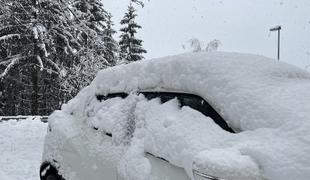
[0,117,47,180]
[57,52,310,180]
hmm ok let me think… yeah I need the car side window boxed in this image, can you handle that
[96,93,128,102]
[95,92,234,133]
[94,93,137,145]
[140,92,234,133]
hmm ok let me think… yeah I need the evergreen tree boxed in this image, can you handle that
[0,0,118,115]
[103,13,118,66]
[0,0,78,115]
[70,0,108,61]
[119,4,147,63]
[61,0,118,97]
[131,0,145,8]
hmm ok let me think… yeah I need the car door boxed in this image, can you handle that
[139,91,234,180]
[60,130,119,180]
[59,94,133,180]
[146,153,190,180]
[94,92,190,180]
[91,91,233,180]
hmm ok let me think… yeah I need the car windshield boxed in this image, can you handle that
[140,92,234,133]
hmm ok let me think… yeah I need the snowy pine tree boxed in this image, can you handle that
[0,0,119,115]
[187,38,202,53]
[0,0,79,115]
[119,4,147,63]
[103,13,118,66]
[61,0,118,97]
[131,0,146,7]
[206,39,221,52]
[70,0,110,63]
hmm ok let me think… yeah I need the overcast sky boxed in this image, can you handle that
[102,0,310,68]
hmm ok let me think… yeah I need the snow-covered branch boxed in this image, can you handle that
[183,38,222,53]
[36,55,44,71]
[45,58,61,74]
[0,55,25,80]
[0,34,20,42]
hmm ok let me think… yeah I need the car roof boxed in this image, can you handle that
[90,52,310,131]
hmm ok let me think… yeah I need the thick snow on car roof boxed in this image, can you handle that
[94,52,310,132]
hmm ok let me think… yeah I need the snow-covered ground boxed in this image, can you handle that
[0,118,47,180]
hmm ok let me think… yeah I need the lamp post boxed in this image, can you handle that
[269,25,281,61]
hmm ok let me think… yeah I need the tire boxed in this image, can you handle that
[46,174,61,180]
[40,162,64,180]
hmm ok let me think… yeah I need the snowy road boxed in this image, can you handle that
[0,119,47,180]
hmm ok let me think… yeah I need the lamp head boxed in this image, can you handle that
[270,25,281,31]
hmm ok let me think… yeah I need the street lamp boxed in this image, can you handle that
[269,25,281,61]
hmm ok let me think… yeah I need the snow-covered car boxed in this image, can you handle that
[40,52,310,180]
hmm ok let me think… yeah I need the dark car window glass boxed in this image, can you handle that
[96,91,234,133]
[96,93,128,102]
[140,92,234,133]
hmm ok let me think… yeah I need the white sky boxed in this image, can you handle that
[102,0,310,68]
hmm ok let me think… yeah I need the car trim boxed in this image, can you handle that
[146,152,169,163]
[193,169,227,180]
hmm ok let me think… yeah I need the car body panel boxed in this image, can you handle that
[60,135,118,180]
[44,126,191,180]
[146,154,190,180]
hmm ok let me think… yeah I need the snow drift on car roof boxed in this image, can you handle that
[93,52,310,132]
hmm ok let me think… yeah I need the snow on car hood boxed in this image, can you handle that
[59,52,310,180]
